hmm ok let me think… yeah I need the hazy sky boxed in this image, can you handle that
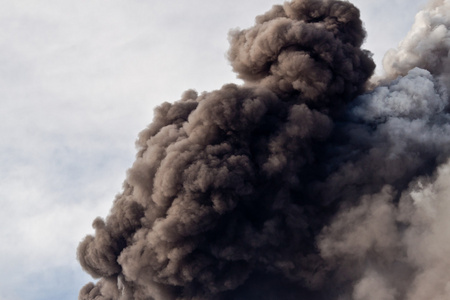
[0,0,429,299]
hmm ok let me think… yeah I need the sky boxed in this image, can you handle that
[0,0,430,299]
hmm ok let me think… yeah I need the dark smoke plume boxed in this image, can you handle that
[77,0,450,299]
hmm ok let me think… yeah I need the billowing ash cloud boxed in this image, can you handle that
[383,0,450,81]
[77,0,450,299]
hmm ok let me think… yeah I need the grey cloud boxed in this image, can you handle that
[383,0,450,80]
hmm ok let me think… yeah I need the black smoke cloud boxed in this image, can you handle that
[77,0,450,299]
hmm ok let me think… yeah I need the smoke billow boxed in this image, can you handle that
[77,0,450,299]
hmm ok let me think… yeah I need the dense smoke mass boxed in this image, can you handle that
[77,0,450,299]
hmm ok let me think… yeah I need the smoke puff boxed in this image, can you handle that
[78,83,340,299]
[318,159,450,300]
[78,0,450,299]
[383,0,450,79]
[352,68,447,121]
[228,0,374,105]
[313,66,450,209]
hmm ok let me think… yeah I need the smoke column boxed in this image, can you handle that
[77,0,450,299]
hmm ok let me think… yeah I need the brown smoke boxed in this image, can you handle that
[77,0,450,299]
